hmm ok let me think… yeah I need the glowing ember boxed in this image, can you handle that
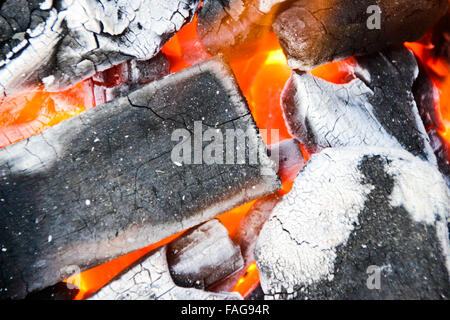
[0,81,94,148]
[406,37,450,147]
[233,263,260,298]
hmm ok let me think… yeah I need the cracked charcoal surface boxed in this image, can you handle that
[0,57,281,299]
[255,147,450,300]
[282,46,437,165]
[0,0,199,97]
[273,0,448,70]
[197,0,281,58]
[167,219,244,289]
[89,246,242,300]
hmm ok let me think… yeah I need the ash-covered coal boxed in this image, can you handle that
[256,147,450,299]
[273,0,448,70]
[282,46,437,165]
[0,0,199,97]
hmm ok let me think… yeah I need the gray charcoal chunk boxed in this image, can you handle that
[0,56,280,299]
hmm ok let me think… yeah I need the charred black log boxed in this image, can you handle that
[256,147,450,299]
[0,57,280,299]
[0,0,199,97]
[167,219,244,289]
[273,0,448,70]
[89,246,242,300]
[282,46,437,165]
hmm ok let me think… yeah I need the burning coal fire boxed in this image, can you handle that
[1,0,449,300]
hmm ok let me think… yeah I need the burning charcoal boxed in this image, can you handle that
[256,147,450,300]
[282,46,437,165]
[197,0,280,57]
[273,0,448,70]
[89,247,242,300]
[0,57,281,299]
[167,219,244,289]
[0,0,199,97]
[93,52,170,105]
[211,193,282,293]
[268,139,305,183]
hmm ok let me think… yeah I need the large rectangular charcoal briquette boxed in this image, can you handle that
[0,56,281,299]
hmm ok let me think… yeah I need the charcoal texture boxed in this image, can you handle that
[0,57,280,299]
[273,0,448,70]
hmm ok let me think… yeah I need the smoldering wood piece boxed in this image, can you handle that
[211,193,282,293]
[0,57,281,299]
[268,139,305,183]
[93,52,170,105]
[282,46,437,165]
[89,247,243,300]
[273,0,448,70]
[0,0,199,98]
[167,219,244,289]
[255,147,450,300]
[197,0,281,57]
